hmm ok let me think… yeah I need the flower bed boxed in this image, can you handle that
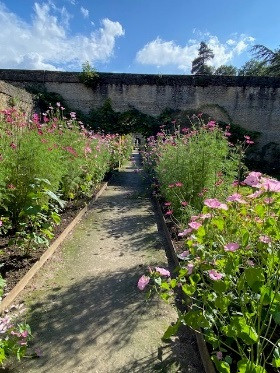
[140,118,280,372]
[0,104,133,366]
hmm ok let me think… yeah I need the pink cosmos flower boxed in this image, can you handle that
[155,267,170,277]
[188,221,202,230]
[165,210,173,216]
[259,235,271,244]
[243,172,262,187]
[137,275,150,290]
[178,228,193,237]
[181,201,188,206]
[207,121,216,128]
[164,202,171,206]
[226,193,246,204]
[208,269,223,281]
[175,182,183,187]
[204,198,228,210]
[190,215,200,221]
[225,132,231,137]
[247,190,263,199]
[224,242,240,252]
[260,178,280,192]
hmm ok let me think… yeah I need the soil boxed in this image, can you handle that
[0,190,103,293]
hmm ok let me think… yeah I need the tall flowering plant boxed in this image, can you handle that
[139,172,280,372]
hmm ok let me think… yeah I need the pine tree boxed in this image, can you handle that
[191,42,214,75]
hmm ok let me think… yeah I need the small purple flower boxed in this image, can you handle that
[224,242,240,252]
[216,351,223,360]
[155,267,170,277]
[137,275,150,291]
[259,235,271,244]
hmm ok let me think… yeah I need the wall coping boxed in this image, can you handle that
[1,69,280,88]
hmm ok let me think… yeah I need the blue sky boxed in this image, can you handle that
[0,0,279,74]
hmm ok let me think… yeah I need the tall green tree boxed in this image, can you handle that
[251,44,280,76]
[238,59,268,76]
[191,42,214,75]
[214,65,237,76]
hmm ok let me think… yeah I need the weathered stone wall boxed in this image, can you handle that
[0,69,279,156]
[0,80,33,115]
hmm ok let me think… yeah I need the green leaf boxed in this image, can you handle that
[244,267,265,292]
[242,230,249,247]
[0,346,5,364]
[162,319,180,341]
[184,310,210,329]
[182,283,196,296]
[161,282,170,290]
[189,273,201,285]
[213,218,224,231]
[170,279,177,288]
[51,212,61,224]
[255,205,265,218]
[222,317,258,345]
[237,359,266,372]
[272,343,280,368]
[213,280,227,294]
[212,356,231,373]
[45,190,66,208]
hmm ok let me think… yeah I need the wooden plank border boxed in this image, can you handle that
[0,181,109,314]
[153,195,216,373]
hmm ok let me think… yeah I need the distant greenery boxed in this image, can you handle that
[79,61,99,87]
[191,42,214,75]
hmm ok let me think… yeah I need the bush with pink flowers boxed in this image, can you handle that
[139,172,280,372]
[0,106,132,252]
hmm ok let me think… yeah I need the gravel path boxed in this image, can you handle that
[14,152,203,373]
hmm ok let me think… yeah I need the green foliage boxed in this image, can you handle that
[79,61,99,87]
[238,59,268,77]
[141,174,280,372]
[214,65,238,76]
[191,42,214,75]
[251,44,280,76]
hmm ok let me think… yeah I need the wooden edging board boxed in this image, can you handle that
[153,196,216,373]
[0,181,109,314]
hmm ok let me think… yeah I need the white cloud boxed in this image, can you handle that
[0,2,124,70]
[80,6,89,18]
[136,33,255,72]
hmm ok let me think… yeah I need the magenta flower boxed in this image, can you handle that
[259,235,271,244]
[10,142,17,150]
[260,178,280,192]
[137,275,150,290]
[181,201,188,206]
[204,198,228,210]
[247,190,263,199]
[188,221,202,230]
[165,210,173,216]
[155,267,170,277]
[208,269,223,281]
[180,250,190,257]
[216,351,223,360]
[224,242,240,252]
[226,193,246,204]
[0,221,2,227]
[164,202,171,206]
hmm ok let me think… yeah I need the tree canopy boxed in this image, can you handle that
[191,42,214,75]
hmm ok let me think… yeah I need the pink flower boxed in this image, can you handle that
[155,267,170,277]
[225,131,231,137]
[216,351,223,360]
[10,142,17,149]
[180,250,189,257]
[264,197,274,204]
[204,198,228,210]
[175,182,183,187]
[224,242,240,252]
[168,184,175,188]
[259,235,271,244]
[165,210,173,216]
[84,146,92,154]
[137,275,150,290]
[188,221,202,230]
[208,269,223,281]
[243,172,262,187]
[207,121,216,128]
[181,201,188,206]
[247,259,255,267]
[247,190,263,199]
[187,263,194,275]
[178,228,193,237]
[7,184,16,190]
[260,178,280,192]
[226,193,246,204]
[164,202,171,206]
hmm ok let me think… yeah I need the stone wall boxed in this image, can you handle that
[0,80,33,115]
[0,69,279,170]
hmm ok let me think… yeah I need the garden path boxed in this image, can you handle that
[15,152,203,373]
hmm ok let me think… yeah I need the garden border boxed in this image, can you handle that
[154,197,216,373]
[0,181,109,314]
